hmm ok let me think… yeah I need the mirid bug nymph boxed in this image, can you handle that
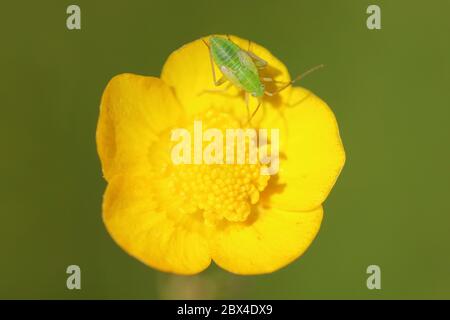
[202,35,324,124]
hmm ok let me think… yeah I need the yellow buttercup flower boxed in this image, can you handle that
[96,35,345,275]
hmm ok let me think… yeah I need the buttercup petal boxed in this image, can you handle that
[103,174,211,275]
[210,206,323,275]
[262,87,346,211]
[96,74,183,180]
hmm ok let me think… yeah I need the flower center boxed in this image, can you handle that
[164,110,270,223]
[170,162,269,223]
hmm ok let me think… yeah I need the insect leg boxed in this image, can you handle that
[247,97,262,125]
[261,77,289,84]
[198,81,232,96]
[202,38,224,86]
[226,34,238,44]
[247,51,268,69]
[265,64,324,96]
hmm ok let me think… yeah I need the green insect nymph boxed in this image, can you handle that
[209,36,265,98]
[202,35,323,123]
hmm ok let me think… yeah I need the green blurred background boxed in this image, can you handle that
[1,0,449,299]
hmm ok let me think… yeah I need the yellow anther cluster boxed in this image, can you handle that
[170,162,269,223]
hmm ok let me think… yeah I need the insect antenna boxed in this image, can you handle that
[201,38,210,48]
[265,64,325,96]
